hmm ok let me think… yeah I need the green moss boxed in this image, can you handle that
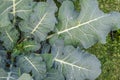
[98,0,120,12]
[73,0,81,12]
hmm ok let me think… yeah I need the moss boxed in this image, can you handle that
[98,0,120,12]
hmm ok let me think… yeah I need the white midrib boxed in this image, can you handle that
[0,0,23,16]
[7,72,12,80]
[7,65,16,80]
[5,30,14,42]
[24,57,39,73]
[54,58,90,71]
[10,10,31,13]
[31,13,47,34]
[23,45,35,48]
[12,0,16,24]
[0,77,15,79]
[57,14,109,35]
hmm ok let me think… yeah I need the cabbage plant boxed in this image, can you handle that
[0,0,120,80]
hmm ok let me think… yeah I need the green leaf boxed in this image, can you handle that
[19,0,57,42]
[0,49,7,68]
[0,0,36,24]
[44,69,64,80]
[57,0,77,3]
[0,68,8,80]
[41,53,53,70]
[52,40,101,80]
[18,73,33,80]
[41,42,50,54]
[15,0,36,20]
[22,40,41,52]
[0,0,12,27]
[52,0,120,48]
[17,54,46,80]
[0,24,19,50]
[0,65,20,80]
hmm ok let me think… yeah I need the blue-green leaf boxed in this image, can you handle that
[22,40,40,52]
[0,0,12,27]
[15,0,36,20]
[52,0,120,48]
[0,49,7,68]
[0,65,20,80]
[0,24,19,50]
[19,0,57,42]
[17,54,46,80]
[18,73,33,80]
[44,69,64,80]
[52,40,101,80]
[41,53,53,70]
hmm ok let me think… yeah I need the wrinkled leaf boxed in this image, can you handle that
[22,40,40,52]
[0,0,32,26]
[41,42,50,54]
[52,0,120,48]
[15,0,36,20]
[57,0,77,3]
[0,24,19,50]
[0,68,8,80]
[44,69,64,80]
[0,65,20,80]
[18,73,33,80]
[17,54,46,80]
[0,0,12,27]
[0,49,7,68]
[41,53,53,70]
[19,0,57,42]
[52,40,101,80]
[0,0,37,25]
